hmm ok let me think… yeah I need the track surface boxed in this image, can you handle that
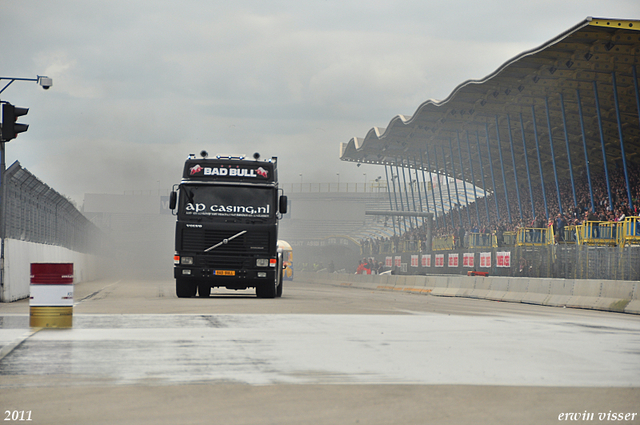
[1,278,639,424]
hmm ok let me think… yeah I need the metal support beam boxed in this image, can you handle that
[448,138,463,227]
[475,131,491,223]
[394,159,410,232]
[519,113,536,220]
[365,211,433,217]
[506,115,523,221]
[559,93,577,208]
[531,105,549,220]
[611,72,633,210]
[441,146,455,228]
[484,123,500,222]
[494,116,512,223]
[593,81,613,211]
[412,157,426,227]
[576,89,595,213]
[544,97,563,215]
[424,147,440,228]
[404,158,419,227]
[419,151,432,217]
[389,162,404,233]
[466,131,481,225]
[399,158,414,228]
[456,131,471,227]
[432,146,448,229]
[384,165,397,236]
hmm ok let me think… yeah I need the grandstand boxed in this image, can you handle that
[340,17,640,232]
[337,17,640,279]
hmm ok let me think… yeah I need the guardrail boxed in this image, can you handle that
[619,216,640,246]
[299,271,640,315]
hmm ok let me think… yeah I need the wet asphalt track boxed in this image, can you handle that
[1,278,639,424]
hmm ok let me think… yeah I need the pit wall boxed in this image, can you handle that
[298,271,640,315]
[1,239,103,302]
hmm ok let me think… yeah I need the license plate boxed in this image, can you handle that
[214,270,235,276]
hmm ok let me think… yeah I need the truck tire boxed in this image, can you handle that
[176,279,197,298]
[198,283,210,297]
[256,280,277,298]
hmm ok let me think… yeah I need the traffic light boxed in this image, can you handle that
[1,103,29,142]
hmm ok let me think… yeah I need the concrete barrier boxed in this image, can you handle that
[298,271,639,315]
[2,239,103,303]
[545,279,575,307]
[503,278,528,303]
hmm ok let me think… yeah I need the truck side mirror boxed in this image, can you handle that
[279,195,288,214]
[169,191,177,210]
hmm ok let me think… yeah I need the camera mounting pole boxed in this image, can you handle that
[0,75,53,95]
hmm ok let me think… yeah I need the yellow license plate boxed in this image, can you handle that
[214,270,235,276]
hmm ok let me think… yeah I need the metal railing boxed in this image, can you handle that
[4,161,103,254]
[618,216,640,246]
[283,182,389,193]
[467,233,494,248]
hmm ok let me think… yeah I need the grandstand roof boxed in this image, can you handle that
[340,17,640,202]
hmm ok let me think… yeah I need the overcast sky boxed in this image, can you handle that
[1,1,638,205]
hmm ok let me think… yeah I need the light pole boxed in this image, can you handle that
[0,75,52,95]
[363,173,367,192]
[0,75,52,301]
[299,173,302,192]
[336,173,340,192]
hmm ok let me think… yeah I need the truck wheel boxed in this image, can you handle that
[256,280,276,298]
[176,279,197,298]
[198,284,210,297]
[256,253,282,299]
[276,253,284,297]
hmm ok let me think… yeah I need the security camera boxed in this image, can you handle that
[38,76,52,90]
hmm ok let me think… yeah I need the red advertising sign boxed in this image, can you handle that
[448,253,459,267]
[435,254,445,267]
[411,255,419,268]
[496,251,511,268]
[480,252,491,268]
[422,254,431,267]
[463,253,474,267]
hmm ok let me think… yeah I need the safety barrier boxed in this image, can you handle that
[360,218,640,258]
[299,271,640,315]
[1,162,105,302]
[577,221,618,246]
[468,233,494,248]
[432,235,455,251]
[516,227,550,246]
[618,216,640,246]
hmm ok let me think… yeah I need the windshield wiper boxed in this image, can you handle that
[204,230,247,252]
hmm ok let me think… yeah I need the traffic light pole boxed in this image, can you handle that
[0,141,5,299]
[0,75,51,301]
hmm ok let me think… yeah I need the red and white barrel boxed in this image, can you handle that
[29,263,74,328]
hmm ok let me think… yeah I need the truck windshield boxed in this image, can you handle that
[179,185,274,219]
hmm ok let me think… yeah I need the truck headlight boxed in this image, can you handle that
[256,258,269,267]
[181,257,194,265]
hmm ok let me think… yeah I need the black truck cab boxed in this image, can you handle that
[170,152,287,298]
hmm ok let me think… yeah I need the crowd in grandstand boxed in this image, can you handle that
[360,163,639,253]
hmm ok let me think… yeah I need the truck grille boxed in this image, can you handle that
[182,229,270,253]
